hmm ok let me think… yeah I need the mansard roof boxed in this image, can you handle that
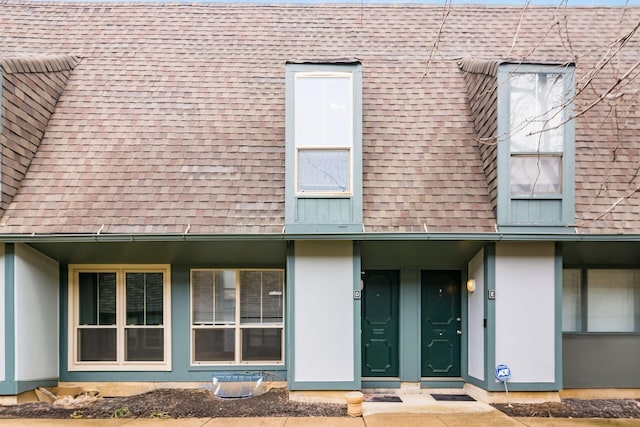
[0,1,638,235]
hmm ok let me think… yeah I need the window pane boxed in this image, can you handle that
[145,273,164,326]
[193,270,214,324]
[510,155,561,194]
[79,272,116,325]
[194,328,235,362]
[262,271,284,323]
[298,149,349,192]
[562,269,582,332]
[510,73,564,153]
[215,271,236,324]
[126,273,145,325]
[295,75,352,147]
[240,271,261,324]
[240,271,284,325]
[588,270,638,332]
[126,272,164,326]
[241,328,282,362]
[125,328,164,361]
[78,328,116,361]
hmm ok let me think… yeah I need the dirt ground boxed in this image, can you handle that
[493,399,640,419]
[0,388,346,419]
[1,388,639,419]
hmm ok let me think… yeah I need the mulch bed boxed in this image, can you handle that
[0,388,347,419]
[2,387,640,419]
[493,398,640,418]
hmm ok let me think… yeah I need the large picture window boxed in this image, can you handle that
[563,268,640,333]
[191,269,284,365]
[69,265,171,371]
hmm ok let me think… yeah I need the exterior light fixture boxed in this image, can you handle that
[466,279,476,293]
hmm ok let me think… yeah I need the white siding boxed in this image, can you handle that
[14,244,59,381]
[0,245,5,382]
[293,241,354,382]
[495,242,556,383]
[467,248,485,381]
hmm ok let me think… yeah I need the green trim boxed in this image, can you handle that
[399,268,420,382]
[1,244,16,394]
[289,381,358,391]
[352,243,362,390]
[285,242,296,390]
[464,375,486,390]
[361,379,401,388]
[487,381,559,392]
[16,379,58,394]
[461,265,469,382]
[484,243,496,391]
[420,380,464,389]
[284,63,363,232]
[59,264,69,380]
[496,63,576,227]
[554,243,563,390]
[4,232,640,244]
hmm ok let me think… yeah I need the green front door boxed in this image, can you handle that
[421,270,461,377]
[361,270,399,377]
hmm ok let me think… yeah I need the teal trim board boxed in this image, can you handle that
[284,62,363,233]
[484,243,496,391]
[399,268,420,382]
[171,265,190,375]
[289,381,359,391]
[361,379,401,389]
[487,382,559,392]
[554,243,563,390]
[17,379,57,394]
[496,63,576,227]
[59,264,69,380]
[285,242,296,390]
[0,244,16,395]
[460,265,469,381]
[352,242,362,390]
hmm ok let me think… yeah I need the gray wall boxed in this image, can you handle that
[563,334,640,388]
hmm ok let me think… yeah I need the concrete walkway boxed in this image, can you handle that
[1,414,640,426]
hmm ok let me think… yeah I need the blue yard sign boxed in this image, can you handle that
[495,364,511,382]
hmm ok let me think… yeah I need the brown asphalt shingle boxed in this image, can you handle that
[0,2,638,234]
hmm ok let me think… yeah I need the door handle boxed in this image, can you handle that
[456,330,462,335]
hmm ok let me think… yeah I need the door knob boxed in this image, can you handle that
[456,330,462,335]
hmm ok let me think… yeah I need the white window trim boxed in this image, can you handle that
[294,71,354,197]
[68,264,172,371]
[190,268,285,366]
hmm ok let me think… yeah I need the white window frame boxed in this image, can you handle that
[190,268,285,366]
[68,264,171,371]
[294,71,354,197]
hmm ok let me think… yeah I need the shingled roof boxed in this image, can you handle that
[0,1,638,235]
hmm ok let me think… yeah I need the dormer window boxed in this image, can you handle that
[285,63,362,233]
[497,63,575,229]
[294,73,353,194]
[509,72,564,196]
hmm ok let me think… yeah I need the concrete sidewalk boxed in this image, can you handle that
[2,413,640,426]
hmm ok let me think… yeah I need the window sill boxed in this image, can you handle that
[69,362,172,372]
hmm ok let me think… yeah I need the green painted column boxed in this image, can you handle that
[399,268,420,382]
